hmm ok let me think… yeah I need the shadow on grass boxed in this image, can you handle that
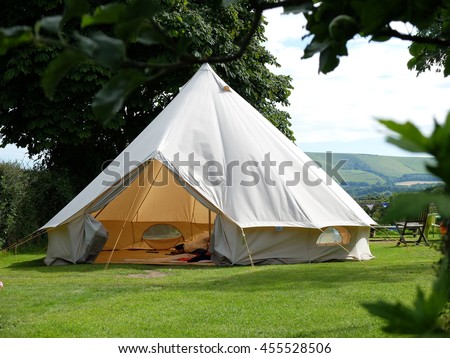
[172,263,433,293]
[7,256,46,268]
[5,245,437,294]
[295,322,392,338]
[5,255,217,274]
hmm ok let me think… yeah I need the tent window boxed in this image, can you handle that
[316,227,351,246]
[142,224,183,250]
[143,224,182,240]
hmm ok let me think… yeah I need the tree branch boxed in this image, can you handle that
[124,3,266,71]
[380,28,450,47]
[202,4,264,63]
[122,1,312,71]
[256,0,312,11]
[119,1,450,75]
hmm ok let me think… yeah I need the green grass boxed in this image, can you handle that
[0,242,442,338]
[340,169,386,184]
[306,152,432,181]
[356,155,424,178]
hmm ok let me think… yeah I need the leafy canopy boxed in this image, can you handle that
[0,0,293,189]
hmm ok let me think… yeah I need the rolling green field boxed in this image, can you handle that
[339,169,386,185]
[355,154,430,178]
[0,241,441,338]
[305,153,440,197]
[306,152,435,182]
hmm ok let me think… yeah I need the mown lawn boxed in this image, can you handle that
[0,241,441,338]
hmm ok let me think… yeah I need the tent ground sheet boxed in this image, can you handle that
[94,249,214,266]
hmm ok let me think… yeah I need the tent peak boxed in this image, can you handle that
[200,63,212,71]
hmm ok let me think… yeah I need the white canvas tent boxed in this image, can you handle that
[42,63,375,266]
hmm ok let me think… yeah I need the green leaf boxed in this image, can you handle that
[319,47,340,74]
[382,192,434,223]
[0,26,33,55]
[382,192,450,224]
[370,34,391,42]
[407,56,418,71]
[360,0,404,34]
[93,69,148,122]
[383,193,433,224]
[409,42,425,57]
[363,301,422,334]
[63,0,90,25]
[136,23,163,46]
[302,38,333,59]
[174,37,192,56]
[409,0,442,29]
[429,114,450,164]
[378,119,429,153]
[36,16,63,35]
[41,50,87,99]
[363,258,450,335]
[115,19,142,41]
[81,3,127,28]
[433,196,450,217]
[444,60,450,77]
[75,32,125,71]
[114,0,162,40]
[429,258,450,314]
[386,136,425,153]
[126,0,162,18]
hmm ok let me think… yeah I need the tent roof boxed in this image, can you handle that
[41,63,375,231]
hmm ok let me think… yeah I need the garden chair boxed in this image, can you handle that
[395,206,430,246]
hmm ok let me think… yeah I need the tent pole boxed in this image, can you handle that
[241,228,254,267]
[105,221,128,269]
[208,210,212,238]
[337,243,359,261]
[105,162,151,269]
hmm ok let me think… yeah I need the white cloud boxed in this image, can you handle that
[263,10,306,44]
[263,8,450,155]
[0,144,34,167]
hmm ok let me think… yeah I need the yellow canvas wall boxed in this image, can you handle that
[93,160,215,250]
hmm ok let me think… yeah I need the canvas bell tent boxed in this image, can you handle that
[42,63,375,266]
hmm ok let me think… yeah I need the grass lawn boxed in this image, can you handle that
[0,241,442,338]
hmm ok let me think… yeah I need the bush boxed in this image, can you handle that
[0,162,75,251]
[0,162,29,249]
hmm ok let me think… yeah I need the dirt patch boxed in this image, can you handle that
[126,270,168,279]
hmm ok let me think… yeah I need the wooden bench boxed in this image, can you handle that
[395,207,430,246]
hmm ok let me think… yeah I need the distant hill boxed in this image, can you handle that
[305,152,441,198]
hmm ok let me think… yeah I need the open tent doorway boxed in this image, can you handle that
[93,159,215,250]
[47,159,217,265]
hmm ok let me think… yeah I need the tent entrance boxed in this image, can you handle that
[91,160,216,262]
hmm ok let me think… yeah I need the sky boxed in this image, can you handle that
[1,7,449,164]
[263,8,450,156]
